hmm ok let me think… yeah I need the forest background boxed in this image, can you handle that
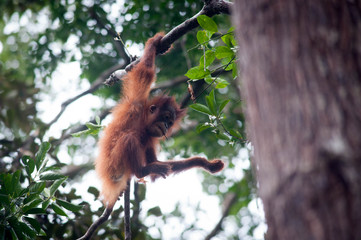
[0,0,263,239]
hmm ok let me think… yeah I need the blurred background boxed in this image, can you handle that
[0,0,265,239]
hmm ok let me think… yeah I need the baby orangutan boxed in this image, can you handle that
[95,33,224,208]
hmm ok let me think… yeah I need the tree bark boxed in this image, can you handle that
[232,1,361,240]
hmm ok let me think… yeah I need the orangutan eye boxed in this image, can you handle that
[150,105,157,113]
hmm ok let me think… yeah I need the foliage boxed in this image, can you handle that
[185,15,243,146]
[0,142,82,239]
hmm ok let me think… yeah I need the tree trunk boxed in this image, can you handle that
[232,1,361,240]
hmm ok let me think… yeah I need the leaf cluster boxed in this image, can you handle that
[185,15,243,146]
[71,116,104,137]
[0,142,82,239]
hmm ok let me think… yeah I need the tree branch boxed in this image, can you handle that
[90,6,131,62]
[45,63,124,129]
[105,0,233,85]
[50,108,110,147]
[124,180,131,240]
[204,193,237,240]
[77,206,113,240]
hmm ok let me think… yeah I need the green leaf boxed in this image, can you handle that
[43,188,50,198]
[72,127,101,137]
[221,35,230,46]
[41,163,66,173]
[40,173,65,181]
[189,103,212,115]
[95,116,101,125]
[221,57,235,71]
[217,132,230,141]
[24,194,39,205]
[185,66,210,80]
[232,62,238,79]
[196,123,211,133]
[19,221,37,238]
[51,203,68,217]
[57,199,83,212]
[22,156,35,175]
[147,206,162,217]
[29,182,46,194]
[8,217,24,240]
[85,122,101,130]
[23,208,46,215]
[37,159,49,174]
[219,99,230,113]
[206,90,217,115]
[0,225,5,240]
[197,30,209,44]
[9,228,17,240]
[42,199,51,209]
[23,198,43,213]
[229,129,243,139]
[23,217,42,233]
[35,142,51,170]
[4,174,13,195]
[215,46,234,59]
[197,15,218,33]
[221,34,234,47]
[215,78,230,89]
[200,50,216,68]
[50,177,67,196]
[11,170,22,197]
[0,193,10,207]
[87,186,99,198]
[89,128,101,135]
[71,129,90,137]
[204,75,214,85]
[10,227,19,240]
[39,229,47,236]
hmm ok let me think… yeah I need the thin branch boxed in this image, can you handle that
[157,0,232,54]
[90,7,131,62]
[50,108,110,147]
[44,7,131,129]
[153,75,189,91]
[132,182,141,228]
[180,67,231,107]
[124,180,131,240]
[77,206,113,240]
[45,63,124,128]
[180,36,192,69]
[204,193,237,240]
[193,55,235,101]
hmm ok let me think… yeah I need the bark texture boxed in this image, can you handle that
[232,1,361,239]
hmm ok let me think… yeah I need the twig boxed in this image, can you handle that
[90,7,130,61]
[77,206,113,240]
[180,36,192,69]
[204,193,237,240]
[50,108,110,147]
[124,180,131,240]
[194,55,235,101]
[45,63,124,128]
[180,67,231,107]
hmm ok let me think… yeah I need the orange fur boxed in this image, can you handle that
[95,33,224,208]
